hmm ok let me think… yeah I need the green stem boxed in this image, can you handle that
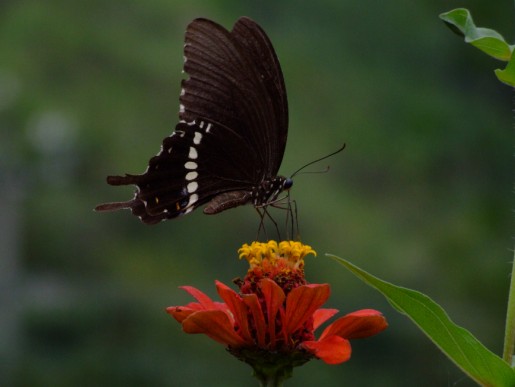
[254,369,286,387]
[503,249,515,364]
[229,347,311,386]
[251,361,296,387]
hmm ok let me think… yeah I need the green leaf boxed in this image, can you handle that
[495,53,515,87]
[328,254,515,387]
[439,8,513,61]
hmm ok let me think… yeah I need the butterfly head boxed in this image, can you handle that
[272,176,293,201]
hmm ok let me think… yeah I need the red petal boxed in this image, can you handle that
[179,286,218,309]
[166,306,197,323]
[320,309,388,340]
[215,281,252,342]
[182,310,248,347]
[312,308,339,330]
[243,293,267,347]
[177,301,229,311]
[259,278,285,347]
[284,284,330,335]
[302,336,351,364]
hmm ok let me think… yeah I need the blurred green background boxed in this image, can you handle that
[1,0,513,386]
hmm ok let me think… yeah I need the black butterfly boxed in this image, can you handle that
[95,17,292,225]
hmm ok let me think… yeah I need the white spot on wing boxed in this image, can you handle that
[185,161,197,170]
[193,132,202,145]
[188,147,198,159]
[188,194,198,206]
[186,171,198,180]
[187,182,198,193]
[206,123,212,133]
[179,104,185,113]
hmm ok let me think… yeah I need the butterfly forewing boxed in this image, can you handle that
[96,17,289,224]
[231,18,288,174]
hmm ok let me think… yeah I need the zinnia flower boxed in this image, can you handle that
[167,241,387,385]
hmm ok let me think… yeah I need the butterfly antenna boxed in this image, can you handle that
[290,143,346,178]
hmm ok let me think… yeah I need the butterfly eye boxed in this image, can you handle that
[283,178,293,190]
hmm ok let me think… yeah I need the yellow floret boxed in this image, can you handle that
[238,241,316,270]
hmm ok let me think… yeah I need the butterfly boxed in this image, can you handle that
[95,17,292,225]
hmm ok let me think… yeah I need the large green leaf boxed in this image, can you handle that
[328,254,515,387]
[439,8,513,61]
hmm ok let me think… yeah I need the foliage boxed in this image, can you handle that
[440,8,515,86]
[330,255,515,387]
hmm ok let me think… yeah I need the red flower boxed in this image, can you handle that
[168,280,386,364]
[167,241,387,381]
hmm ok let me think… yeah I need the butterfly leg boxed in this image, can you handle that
[263,205,281,241]
[255,205,283,241]
[291,199,300,240]
[281,196,299,241]
[284,192,297,240]
[267,195,298,240]
[255,207,267,240]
